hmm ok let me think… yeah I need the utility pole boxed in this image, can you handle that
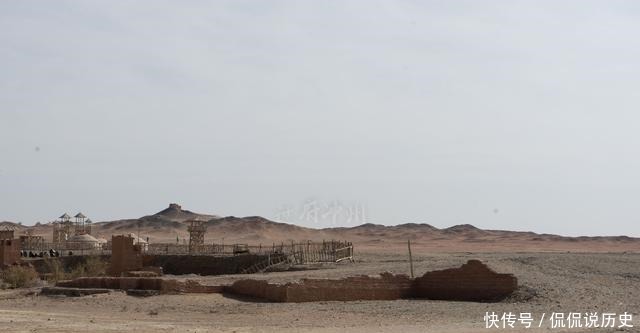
[408,239,414,278]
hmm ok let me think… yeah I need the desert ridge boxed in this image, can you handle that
[2,204,639,253]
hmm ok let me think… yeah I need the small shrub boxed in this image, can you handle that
[1,266,39,288]
[43,258,65,283]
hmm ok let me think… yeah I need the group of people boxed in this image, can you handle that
[19,249,65,258]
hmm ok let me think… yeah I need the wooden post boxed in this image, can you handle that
[408,239,414,278]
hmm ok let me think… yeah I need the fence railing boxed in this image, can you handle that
[16,239,354,262]
[145,240,354,263]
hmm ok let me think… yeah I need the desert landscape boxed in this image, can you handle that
[5,203,638,253]
[3,2,640,332]
[1,204,638,332]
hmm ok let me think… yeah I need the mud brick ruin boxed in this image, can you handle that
[103,235,516,302]
[413,259,517,301]
[108,235,144,276]
[54,260,516,303]
[55,277,221,294]
[108,234,274,276]
[0,239,21,267]
[0,229,20,268]
[49,237,518,303]
[229,260,517,302]
[229,272,415,302]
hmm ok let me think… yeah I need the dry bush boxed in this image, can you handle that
[1,266,39,288]
[43,256,109,282]
[67,256,108,279]
[43,258,66,283]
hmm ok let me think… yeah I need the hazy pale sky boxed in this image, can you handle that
[1,1,640,236]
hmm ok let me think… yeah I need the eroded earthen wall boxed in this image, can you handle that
[228,279,287,301]
[229,260,517,303]
[286,273,413,302]
[56,277,221,294]
[229,272,413,302]
[57,259,517,303]
[109,235,143,276]
[412,259,517,302]
[0,239,20,267]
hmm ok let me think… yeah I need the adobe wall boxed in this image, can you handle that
[109,235,269,276]
[142,254,269,275]
[51,260,516,302]
[229,272,413,302]
[0,239,20,267]
[286,273,413,302]
[228,279,287,301]
[228,260,517,303]
[109,235,143,276]
[56,277,221,294]
[412,259,517,302]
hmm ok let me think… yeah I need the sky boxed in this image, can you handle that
[1,1,640,236]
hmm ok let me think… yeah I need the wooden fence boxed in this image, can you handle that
[146,240,354,263]
[239,241,354,274]
[286,240,354,263]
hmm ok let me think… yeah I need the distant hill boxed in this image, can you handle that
[95,203,218,239]
[4,204,640,252]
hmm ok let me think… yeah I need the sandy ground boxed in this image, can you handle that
[0,250,638,333]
